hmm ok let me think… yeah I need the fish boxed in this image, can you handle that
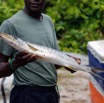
[0,32,104,80]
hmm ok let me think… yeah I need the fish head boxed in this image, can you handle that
[0,33,25,45]
[0,33,28,51]
[0,33,17,43]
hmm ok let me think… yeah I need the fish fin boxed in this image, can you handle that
[65,66,77,73]
[67,54,81,64]
[27,44,38,51]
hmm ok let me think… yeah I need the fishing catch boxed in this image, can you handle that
[0,32,104,79]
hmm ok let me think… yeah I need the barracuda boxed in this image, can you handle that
[0,32,104,79]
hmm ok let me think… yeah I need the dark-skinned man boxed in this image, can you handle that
[0,0,75,103]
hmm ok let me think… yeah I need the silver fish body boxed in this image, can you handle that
[0,33,104,76]
[27,42,93,72]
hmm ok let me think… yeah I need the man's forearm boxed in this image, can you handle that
[0,62,13,78]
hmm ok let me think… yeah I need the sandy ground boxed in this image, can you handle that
[58,70,92,103]
[57,53,92,103]
[0,53,92,103]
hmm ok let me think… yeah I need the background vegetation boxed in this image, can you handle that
[0,0,104,54]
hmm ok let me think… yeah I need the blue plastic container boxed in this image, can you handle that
[87,40,104,98]
[88,50,104,90]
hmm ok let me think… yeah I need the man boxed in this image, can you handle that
[0,0,60,103]
[0,0,75,103]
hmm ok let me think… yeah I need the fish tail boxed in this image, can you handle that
[89,66,104,80]
[90,67,104,73]
[90,72,104,80]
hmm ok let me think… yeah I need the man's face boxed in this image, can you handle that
[24,0,46,12]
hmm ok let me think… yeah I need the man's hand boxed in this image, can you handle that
[12,51,39,69]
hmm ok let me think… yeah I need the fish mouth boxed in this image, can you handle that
[0,33,18,42]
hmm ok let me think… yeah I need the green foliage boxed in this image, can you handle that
[0,0,24,24]
[0,0,104,54]
[46,0,104,54]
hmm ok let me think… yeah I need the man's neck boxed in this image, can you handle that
[23,8,42,20]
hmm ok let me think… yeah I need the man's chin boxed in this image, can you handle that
[30,7,41,12]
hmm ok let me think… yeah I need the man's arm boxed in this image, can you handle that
[0,53,13,78]
[0,51,38,78]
